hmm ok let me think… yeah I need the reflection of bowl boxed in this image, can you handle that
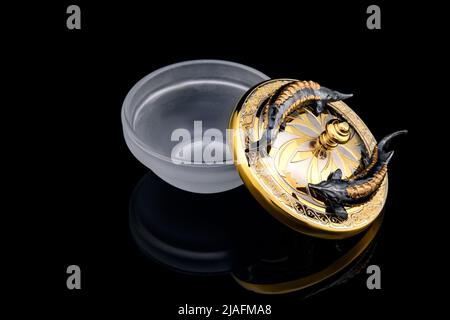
[129,171,239,274]
[121,60,269,193]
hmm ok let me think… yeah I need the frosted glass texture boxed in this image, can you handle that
[121,60,269,193]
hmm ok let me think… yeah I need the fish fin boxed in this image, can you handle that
[314,100,324,114]
[326,202,348,220]
[361,149,370,167]
[385,151,395,164]
[327,169,343,180]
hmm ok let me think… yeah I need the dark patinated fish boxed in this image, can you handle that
[308,130,407,220]
[250,80,352,154]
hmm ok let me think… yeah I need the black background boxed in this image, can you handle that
[11,1,434,317]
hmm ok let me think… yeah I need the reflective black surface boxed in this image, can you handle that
[130,171,380,295]
[22,1,424,317]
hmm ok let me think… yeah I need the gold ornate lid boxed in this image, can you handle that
[229,79,387,239]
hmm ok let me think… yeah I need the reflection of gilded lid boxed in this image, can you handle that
[233,212,383,294]
[229,79,387,239]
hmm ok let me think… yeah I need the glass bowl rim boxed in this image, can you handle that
[121,59,269,168]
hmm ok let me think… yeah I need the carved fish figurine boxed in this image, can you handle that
[249,80,352,154]
[308,130,407,220]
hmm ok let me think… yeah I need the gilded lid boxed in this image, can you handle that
[229,79,390,239]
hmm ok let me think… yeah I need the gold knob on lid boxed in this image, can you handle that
[315,119,351,154]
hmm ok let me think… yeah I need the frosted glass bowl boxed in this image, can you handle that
[121,60,269,193]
